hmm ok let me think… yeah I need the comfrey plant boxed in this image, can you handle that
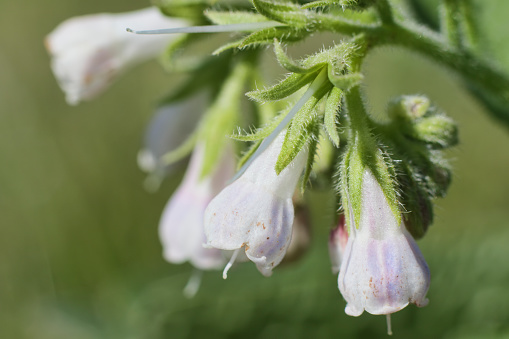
[47,0,509,334]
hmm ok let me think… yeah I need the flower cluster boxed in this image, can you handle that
[45,0,472,333]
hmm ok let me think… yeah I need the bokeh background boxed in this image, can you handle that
[1,0,509,338]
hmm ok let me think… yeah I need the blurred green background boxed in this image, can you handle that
[1,0,508,338]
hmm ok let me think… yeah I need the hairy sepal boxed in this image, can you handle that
[324,86,343,147]
[205,10,268,25]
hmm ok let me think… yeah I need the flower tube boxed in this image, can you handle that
[338,169,430,317]
[159,143,235,271]
[45,7,187,105]
[204,131,308,277]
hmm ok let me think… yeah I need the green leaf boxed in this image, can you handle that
[160,129,198,166]
[252,0,308,27]
[205,10,269,25]
[199,60,251,177]
[273,39,323,73]
[237,139,262,170]
[327,70,364,91]
[324,86,343,147]
[212,39,245,55]
[231,109,287,141]
[239,26,310,48]
[300,122,321,193]
[275,87,329,174]
[301,0,341,9]
[247,70,321,102]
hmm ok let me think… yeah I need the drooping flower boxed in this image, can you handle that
[204,131,308,277]
[338,169,430,317]
[158,142,235,271]
[45,7,187,105]
[328,214,348,274]
[137,91,209,177]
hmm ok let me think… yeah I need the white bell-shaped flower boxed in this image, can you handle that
[338,169,430,316]
[159,143,235,270]
[204,132,308,277]
[45,7,187,105]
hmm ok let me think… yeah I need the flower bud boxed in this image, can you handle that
[338,169,430,316]
[388,95,430,121]
[204,131,308,277]
[388,95,458,149]
[159,143,235,270]
[409,114,458,148]
[45,7,187,105]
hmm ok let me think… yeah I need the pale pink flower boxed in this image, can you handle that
[338,169,430,316]
[46,7,187,105]
[204,132,308,277]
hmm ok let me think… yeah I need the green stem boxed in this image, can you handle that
[376,23,509,105]
[375,0,395,26]
[458,0,480,52]
[319,10,509,124]
[440,0,462,48]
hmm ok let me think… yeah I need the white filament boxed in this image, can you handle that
[183,269,203,299]
[222,248,240,279]
[126,21,284,35]
[386,314,393,336]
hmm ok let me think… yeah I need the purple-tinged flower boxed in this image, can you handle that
[137,91,209,177]
[45,7,187,105]
[338,169,430,317]
[159,143,235,271]
[204,132,308,277]
[328,214,348,274]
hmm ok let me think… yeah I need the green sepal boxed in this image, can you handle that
[230,109,286,141]
[389,95,458,149]
[337,0,377,10]
[199,60,252,178]
[388,95,430,121]
[342,87,402,230]
[275,83,331,174]
[153,0,211,20]
[212,39,245,55]
[276,111,318,175]
[239,26,310,48]
[407,115,458,149]
[160,129,198,166]
[396,161,434,239]
[300,122,321,193]
[158,52,232,106]
[205,10,269,25]
[273,40,323,73]
[252,0,308,27]
[237,139,262,170]
[324,86,343,147]
[301,0,341,9]
[247,70,321,102]
[327,70,364,91]
[159,33,206,72]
